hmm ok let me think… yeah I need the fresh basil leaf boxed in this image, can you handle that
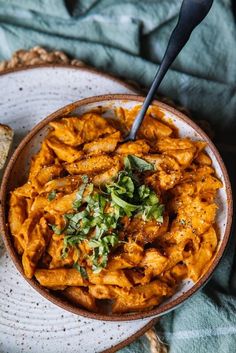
[138,185,151,200]
[61,246,69,259]
[91,248,103,273]
[80,266,88,279]
[99,195,106,211]
[113,204,122,220]
[64,225,76,235]
[111,191,139,217]
[73,183,87,210]
[153,204,165,222]
[99,253,109,270]
[142,204,164,222]
[73,199,82,210]
[92,263,104,274]
[119,174,134,198]
[73,263,88,279]
[48,190,57,201]
[65,234,86,245]
[64,213,75,220]
[89,233,119,272]
[148,192,159,205]
[104,214,117,229]
[88,238,101,248]
[124,155,154,172]
[68,211,89,225]
[81,175,89,183]
[49,224,64,235]
[92,194,106,216]
[103,234,119,247]
[107,171,135,198]
[124,155,132,170]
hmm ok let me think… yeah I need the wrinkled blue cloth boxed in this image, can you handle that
[0,0,235,140]
[0,1,235,353]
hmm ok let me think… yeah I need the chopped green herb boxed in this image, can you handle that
[81,175,89,183]
[138,184,151,200]
[124,155,154,172]
[73,184,86,210]
[73,263,88,279]
[107,171,134,198]
[139,189,164,222]
[48,190,57,201]
[51,155,164,273]
[111,191,139,217]
[49,224,64,235]
[89,233,119,273]
[106,165,163,220]
[141,203,164,222]
[61,246,69,259]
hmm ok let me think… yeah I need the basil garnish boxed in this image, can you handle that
[48,190,57,201]
[124,155,154,172]
[49,155,164,273]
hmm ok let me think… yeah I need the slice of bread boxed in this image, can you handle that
[0,124,14,170]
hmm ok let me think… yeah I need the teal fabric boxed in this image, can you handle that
[0,1,235,352]
[0,0,235,140]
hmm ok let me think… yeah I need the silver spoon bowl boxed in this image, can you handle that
[124,0,214,142]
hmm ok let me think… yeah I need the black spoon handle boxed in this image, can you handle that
[126,0,214,141]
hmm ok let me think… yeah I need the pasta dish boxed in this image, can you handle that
[9,105,222,313]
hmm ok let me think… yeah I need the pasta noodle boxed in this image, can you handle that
[8,105,222,314]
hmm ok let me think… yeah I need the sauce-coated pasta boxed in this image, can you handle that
[9,105,222,314]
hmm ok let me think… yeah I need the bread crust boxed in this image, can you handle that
[0,123,14,169]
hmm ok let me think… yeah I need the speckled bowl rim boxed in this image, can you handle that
[0,94,233,323]
[0,63,139,94]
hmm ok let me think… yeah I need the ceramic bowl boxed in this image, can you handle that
[0,94,233,321]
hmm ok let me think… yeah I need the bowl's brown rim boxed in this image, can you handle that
[0,94,233,323]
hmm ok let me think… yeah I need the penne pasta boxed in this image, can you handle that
[8,107,222,314]
[35,268,87,287]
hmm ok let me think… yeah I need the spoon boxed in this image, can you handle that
[124,0,214,142]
